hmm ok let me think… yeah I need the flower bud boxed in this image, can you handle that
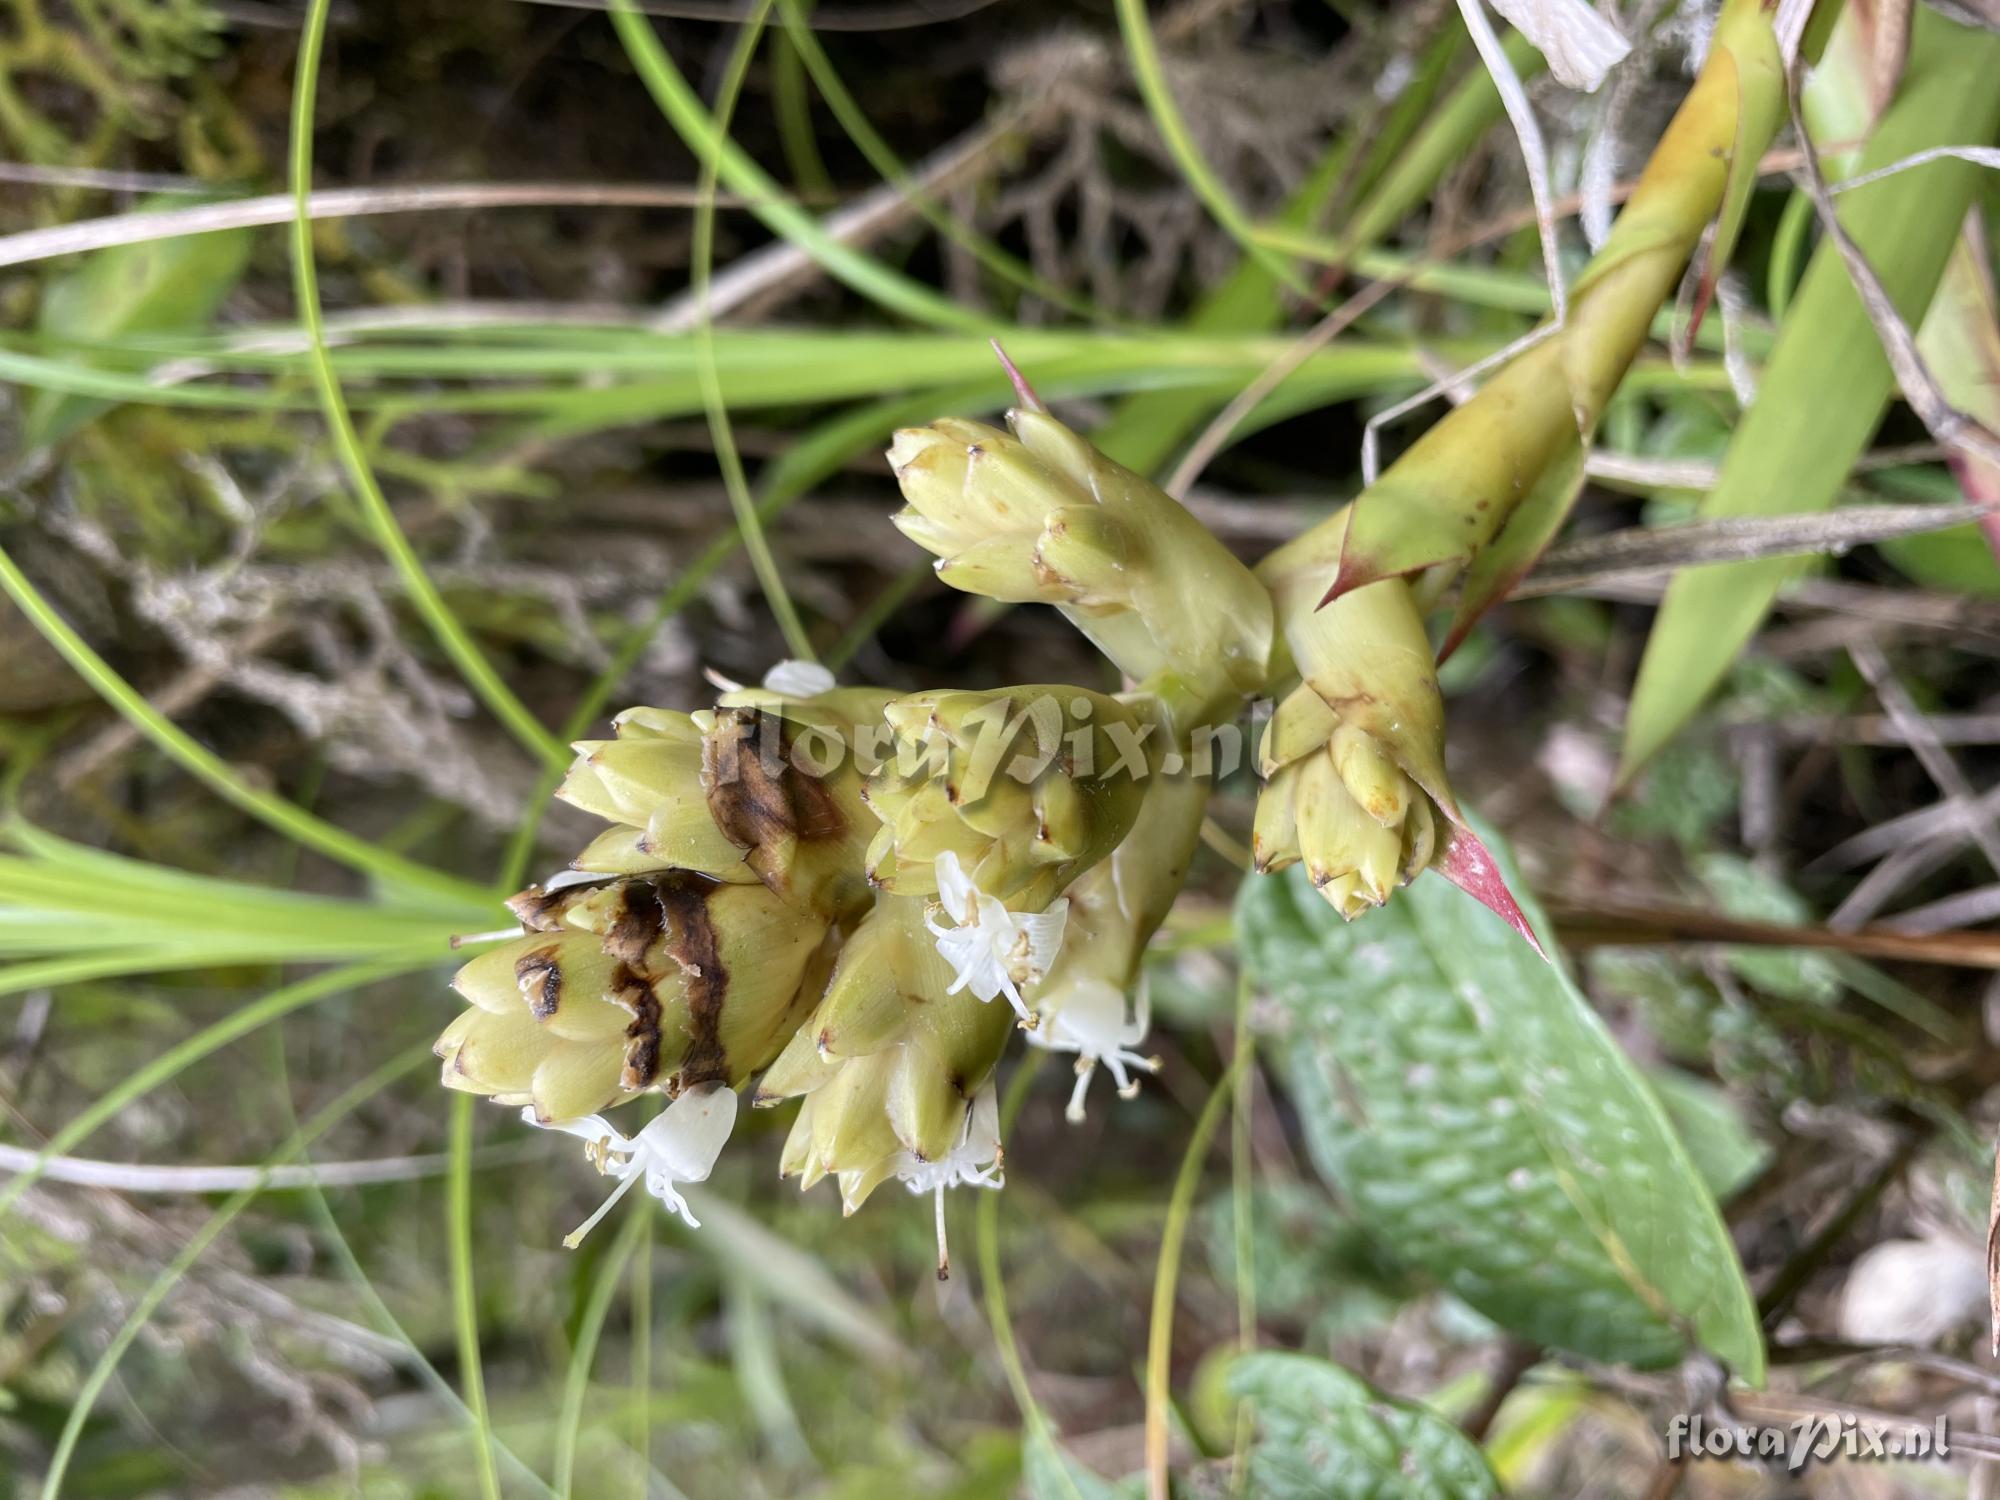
[559,678,892,922]
[1255,520,1539,948]
[437,872,828,1122]
[861,685,1150,910]
[759,894,1015,1210]
[1253,685,1439,920]
[888,390,1273,730]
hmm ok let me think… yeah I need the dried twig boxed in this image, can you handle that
[0,183,741,271]
[1786,63,2000,472]
[1510,500,1995,598]
[1547,897,2000,968]
[1844,640,2000,912]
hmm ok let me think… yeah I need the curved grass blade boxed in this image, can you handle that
[554,1210,648,1498]
[0,958,432,1218]
[0,546,490,907]
[688,0,815,661]
[35,1046,430,1500]
[1111,0,1304,301]
[605,0,985,333]
[291,0,568,771]
[773,0,1096,322]
[448,1090,505,1500]
[1620,10,2000,782]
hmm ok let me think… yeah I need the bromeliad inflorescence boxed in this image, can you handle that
[432,0,1802,1285]
[434,350,1544,1272]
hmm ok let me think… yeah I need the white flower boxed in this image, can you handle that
[523,1083,738,1247]
[1487,0,1631,91]
[924,851,1068,1026]
[1026,975,1162,1123]
[761,659,837,698]
[896,1081,1004,1278]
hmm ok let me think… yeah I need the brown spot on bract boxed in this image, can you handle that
[603,880,669,968]
[515,944,564,1020]
[506,885,574,933]
[704,709,846,885]
[614,962,663,1090]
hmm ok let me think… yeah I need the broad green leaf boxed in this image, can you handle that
[1619,9,2000,781]
[1227,1351,1498,1500]
[26,196,252,447]
[1237,832,1764,1378]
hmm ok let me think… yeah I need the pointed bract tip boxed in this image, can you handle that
[988,339,1046,414]
[1432,822,1548,961]
[1318,541,1378,609]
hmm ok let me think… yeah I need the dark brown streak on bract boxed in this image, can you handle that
[652,872,730,1091]
[599,877,678,1091]
[705,708,845,876]
[602,876,669,969]
[613,960,662,1092]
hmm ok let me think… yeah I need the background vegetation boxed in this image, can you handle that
[2,0,1998,1495]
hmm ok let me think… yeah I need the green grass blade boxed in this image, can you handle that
[448,1089,505,1500]
[0,958,430,1217]
[0,545,491,907]
[554,1210,648,1499]
[1145,1056,1239,1493]
[1619,12,2000,781]
[1111,0,1303,299]
[605,0,988,333]
[690,0,816,661]
[771,13,835,201]
[1089,22,1478,473]
[774,0,1097,321]
[36,1045,430,1500]
[290,0,568,771]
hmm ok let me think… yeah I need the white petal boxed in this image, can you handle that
[1487,0,1630,90]
[962,1082,1001,1164]
[1031,977,1125,1055]
[1013,899,1068,987]
[761,659,836,699]
[521,1108,630,1154]
[932,850,976,923]
[933,924,992,997]
[540,867,608,894]
[634,1083,738,1183]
